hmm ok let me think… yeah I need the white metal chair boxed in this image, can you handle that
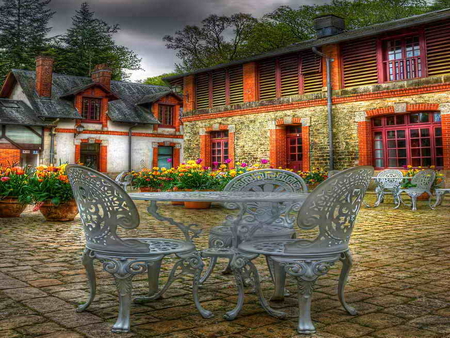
[373,169,404,207]
[236,166,374,334]
[66,165,211,333]
[395,169,436,211]
[115,171,133,191]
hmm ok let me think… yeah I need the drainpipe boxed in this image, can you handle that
[49,119,59,165]
[128,123,138,171]
[312,47,334,170]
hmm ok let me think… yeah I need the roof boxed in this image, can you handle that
[136,90,182,105]
[0,99,47,126]
[9,70,172,124]
[164,9,450,81]
[59,82,119,100]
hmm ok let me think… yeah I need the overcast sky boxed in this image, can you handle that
[47,0,322,82]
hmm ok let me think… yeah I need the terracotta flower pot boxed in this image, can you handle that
[39,200,79,222]
[0,198,27,218]
[140,187,158,192]
[171,187,184,205]
[417,192,430,201]
[184,189,212,209]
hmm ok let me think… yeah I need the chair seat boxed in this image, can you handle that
[398,188,429,195]
[210,225,295,239]
[87,238,195,256]
[238,239,348,257]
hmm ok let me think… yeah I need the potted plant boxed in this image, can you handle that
[299,168,328,191]
[401,166,442,200]
[0,166,29,218]
[133,168,164,192]
[27,164,78,221]
[159,167,184,205]
[176,160,220,209]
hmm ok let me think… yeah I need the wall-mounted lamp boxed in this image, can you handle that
[75,124,85,137]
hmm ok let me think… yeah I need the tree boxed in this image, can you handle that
[0,0,55,80]
[163,13,257,72]
[431,0,450,9]
[143,72,179,86]
[51,2,141,81]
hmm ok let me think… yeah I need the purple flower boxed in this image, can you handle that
[225,158,232,164]
[212,161,219,167]
[196,158,203,164]
[260,159,269,164]
[167,158,172,163]
[402,165,407,169]
[241,162,247,168]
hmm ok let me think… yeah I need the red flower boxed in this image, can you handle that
[1,176,10,182]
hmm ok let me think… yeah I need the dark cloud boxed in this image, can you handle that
[47,0,320,81]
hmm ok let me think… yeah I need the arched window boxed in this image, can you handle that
[372,112,442,168]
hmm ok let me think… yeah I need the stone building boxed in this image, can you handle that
[0,57,183,172]
[165,9,450,178]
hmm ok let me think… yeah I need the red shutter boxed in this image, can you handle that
[228,65,243,105]
[212,69,226,107]
[301,50,323,94]
[168,78,183,93]
[425,19,450,77]
[341,37,378,88]
[258,59,277,100]
[195,72,210,109]
[280,54,300,97]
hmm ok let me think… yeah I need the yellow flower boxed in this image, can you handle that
[161,167,167,171]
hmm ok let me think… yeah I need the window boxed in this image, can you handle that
[157,146,173,169]
[382,34,424,82]
[211,131,229,165]
[286,126,303,171]
[82,98,101,121]
[372,112,442,168]
[158,105,174,126]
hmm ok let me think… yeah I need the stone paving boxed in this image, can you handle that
[1,195,450,338]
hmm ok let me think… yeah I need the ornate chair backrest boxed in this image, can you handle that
[285,166,373,254]
[376,169,403,190]
[67,165,149,253]
[328,170,342,178]
[115,171,126,183]
[224,169,307,229]
[411,169,435,190]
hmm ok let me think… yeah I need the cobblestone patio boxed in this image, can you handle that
[1,195,450,338]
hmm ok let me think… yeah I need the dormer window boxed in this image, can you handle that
[82,98,101,122]
[158,104,174,127]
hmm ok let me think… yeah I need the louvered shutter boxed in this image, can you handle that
[212,69,226,107]
[280,54,300,97]
[195,73,210,109]
[341,37,378,88]
[301,50,323,94]
[168,78,183,93]
[425,19,450,77]
[228,65,243,105]
[258,59,277,100]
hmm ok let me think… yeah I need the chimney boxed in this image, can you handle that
[91,64,112,91]
[35,55,54,98]
[313,15,345,38]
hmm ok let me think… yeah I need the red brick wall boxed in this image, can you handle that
[302,126,310,171]
[442,114,450,170]
[35,55,54,98]
[243,62,257,102]
[0,149,21,166]
[91,64,112,91]
[322,44,342,90]
[99,145,107,173]
[357,121,373,166]
[183,75,195,111]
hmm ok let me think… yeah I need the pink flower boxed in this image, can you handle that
[1,177,10,182]
[225,158,232,164]
[196,158,203,164]
[241,163,247,167]
[167,158,172,163]
[212,161,219,167]
[261,159,269,164]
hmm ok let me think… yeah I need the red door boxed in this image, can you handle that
[211,131,229,166]
[286,126,302,171]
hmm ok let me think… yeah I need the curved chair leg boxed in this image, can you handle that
[222,260,232,275]
[338,251,357,315]
[147,259,162,297]
[270,260,286,302]
[77,249,96,312]
[374,191,384,207]
[112,275,133,333]
[296,278,318,334]
[394,192,403,209]
[189,252,214,319]
[224,265,245,320]
[200,256,218,284]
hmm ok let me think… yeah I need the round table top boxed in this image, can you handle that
[129,191,309,203]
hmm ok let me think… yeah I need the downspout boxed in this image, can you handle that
[128,123,138,171]
[312,47,334,170]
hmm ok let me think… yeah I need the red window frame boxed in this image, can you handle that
[378,31,427,83]
[286,126,303,171]
[211,131,229,166]
[81,97,102,122]
[372,112,442,169]
[158,104,174,127]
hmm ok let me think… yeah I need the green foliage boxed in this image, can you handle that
[143,72,179,86]
[0,167,31,202]
[0,0,55,82]
[27,165,73,205]
[48,2,141,81]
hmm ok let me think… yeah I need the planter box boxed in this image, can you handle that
[0,198,27,218]
[39,200,78,222]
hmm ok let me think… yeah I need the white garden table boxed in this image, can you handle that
[432,188,450,208]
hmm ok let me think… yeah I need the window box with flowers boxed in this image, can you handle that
[0,166,29,218]
[27,164,78,221]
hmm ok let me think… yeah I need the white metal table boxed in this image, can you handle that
[432,188,450,208]
[129,190,308,319]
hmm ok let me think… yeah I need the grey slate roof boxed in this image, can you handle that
[0,99,47,126]
[164,8,450,81]
[136,90,182,105]
[11,70,170,124]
